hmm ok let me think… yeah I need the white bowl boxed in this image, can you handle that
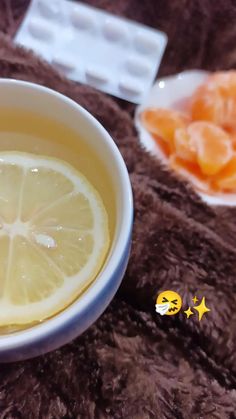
[0,79,133,362]
[135,70,236,206]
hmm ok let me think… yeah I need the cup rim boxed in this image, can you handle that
[0,79,133,350]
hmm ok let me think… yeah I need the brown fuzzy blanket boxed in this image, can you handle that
[1,1,236,418]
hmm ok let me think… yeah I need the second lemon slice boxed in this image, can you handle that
[0,152,110,325]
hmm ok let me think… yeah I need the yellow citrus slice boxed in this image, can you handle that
[0,152,110,325]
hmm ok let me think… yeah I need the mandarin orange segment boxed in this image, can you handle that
[208,71,236,97]
[230,132,236,151]
[169,155,209,192]
[174,128,196,162]
[187,122,233,176]
[191,85,223,124]
[212,155,236,192]
[191,71,236,131]
[152,134,171,157]
[141,108,188,152]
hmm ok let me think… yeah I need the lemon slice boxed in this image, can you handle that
[0,152,109,325]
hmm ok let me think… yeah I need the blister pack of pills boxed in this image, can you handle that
[15,0,167,104]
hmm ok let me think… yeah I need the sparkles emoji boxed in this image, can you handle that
[184,307,194,318]
[193,297,210,321]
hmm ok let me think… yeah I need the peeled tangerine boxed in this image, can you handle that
[170,155,210,193]
[174,128,196,162]
[140,73,236,194]
[191,71,236,132]
[179,122,233,176]
[141,108,188,155]
[212,155,236,192]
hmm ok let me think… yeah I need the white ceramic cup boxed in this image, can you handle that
[0,79,133,362]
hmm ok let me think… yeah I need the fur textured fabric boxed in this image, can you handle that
[0,1,236,418]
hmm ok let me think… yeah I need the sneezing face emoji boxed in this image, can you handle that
[155,290,182,316]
